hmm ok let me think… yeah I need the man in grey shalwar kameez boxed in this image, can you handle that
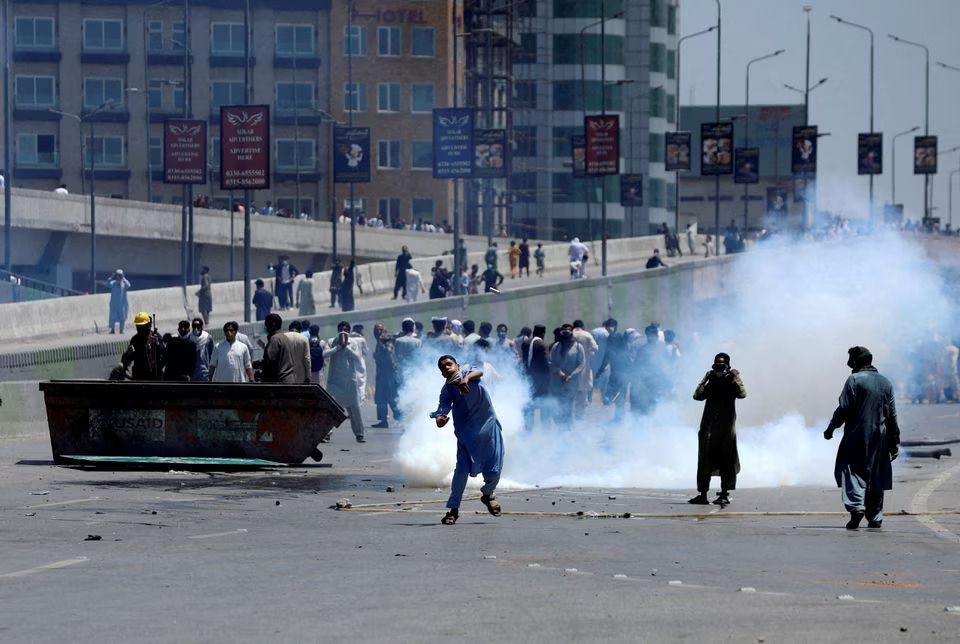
[824,346,900,530]
[689,352,747,507]
[549,324,585,428]
[324,322,367,443]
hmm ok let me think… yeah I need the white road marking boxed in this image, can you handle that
[187,528,248,540]
[0,557,89,579]
[909,461,960,544]
[24,497,101,509]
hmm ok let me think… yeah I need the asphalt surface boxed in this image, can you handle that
[1,402,959,643]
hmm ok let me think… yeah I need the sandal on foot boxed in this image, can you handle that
[441,509,459,525]
[480,495,501,517]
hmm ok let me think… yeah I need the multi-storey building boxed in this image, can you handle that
[3,0,456,227]
[509,0,679,240]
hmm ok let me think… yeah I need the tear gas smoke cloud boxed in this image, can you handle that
[395,232,948,491]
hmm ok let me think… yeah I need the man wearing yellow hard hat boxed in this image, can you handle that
[119,312,163,380]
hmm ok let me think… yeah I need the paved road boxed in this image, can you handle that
[1,402,959,642]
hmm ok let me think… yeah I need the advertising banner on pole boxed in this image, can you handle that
[914,135,938,175]
[219,105,270,190]
[665,131,691,171]
[700,122,733,175]
[432,108,474,179]
[733,147,759,184]
[791,125,818,175]
[584,114,620,176]
[163,119,207,185]
[619,173,643,207]
[571,134,586,178]
[473,129,507,179]
[857,133,883,175]
[333,126,371,183]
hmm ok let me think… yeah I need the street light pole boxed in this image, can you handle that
[242,0,251,322]
[2,0,12,273]
[889,34,930,224]
[675,25,716,236]
[713,0,721,251]
[891,126,919,206]
[743,49,784,229]
[830,15,874,222]
[949,167,959,231]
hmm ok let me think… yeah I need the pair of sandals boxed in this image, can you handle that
[441,495,502,525]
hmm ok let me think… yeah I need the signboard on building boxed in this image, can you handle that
[163,119,207,185]
[857,133,882,175]
[584,114,620,176]
[333,126,371,183]
[733,147,759,184]
[473,129,507,179]
[571,134,586,178]
[432,108,474,179]
[700,122,733,175]
[665,131,691,171]
[219,105,270,190]
[914,135,938,175]
[791,125,818,175]
[619,173,643,207]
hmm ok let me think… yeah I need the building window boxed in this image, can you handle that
[513,126,537,157]
[147,20,163,51]
[650,43,666,74]
[276,24,314,55]
[211,23,245,55]
[344,82,368,112]
[411,141,432,169]
[649,87,664,118]
[149,136,162,167]
[411,197,434,220]
[86,136,126,168]
[667,5,677,35]
[410,83,435,113]
[84,78,124,110]
[378,26,401,57]
[650,0,665,28]
[17,133,57,167]
[649,178,665,207]
[15,17,56,49]
[211,81,246,111]
[210,137,221,169]
[666,94,676,124]
[276,197,314,218]
[377,83,401,112]
[276,139,316,170]
[553,0,624,18]
[15,75,55,108]
[276,82,314,113]
[172,21,186,51]
[378,140,401,169]
[411,27,435,57]
[666,49,676,80]
[378,198,401,224]
[649,133,665,162]
[343,25,367,56]
[343,197,366,216]
[148,79,163,109]
[173,84,185,111]
[554,34,623,65]
[83,19,124,51]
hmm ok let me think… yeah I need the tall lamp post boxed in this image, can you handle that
[743,49,784,229]
[50,99,117,293]
[712,0,721,251]
[830,15,875,222]
[2,0,11,273]
[888,34,930,224]
[675,25,716,234]
[891,125,920,205]
[579,9,623,259]
[949,166,960,231]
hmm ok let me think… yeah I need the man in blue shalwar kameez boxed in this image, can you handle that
[430,355,505,525]
[824,346,901,530]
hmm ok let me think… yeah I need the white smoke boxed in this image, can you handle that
[395,232,950,491]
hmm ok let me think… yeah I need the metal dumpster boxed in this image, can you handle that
[39,380,347,465]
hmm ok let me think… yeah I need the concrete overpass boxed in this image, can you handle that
[0,187,502,292]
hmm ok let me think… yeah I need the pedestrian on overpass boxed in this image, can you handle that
[107,269,130,334]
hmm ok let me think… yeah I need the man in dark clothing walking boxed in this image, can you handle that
[689,352,747,507]
[823,346,901,530]
[163,320,197,381]
[393,246,412,300]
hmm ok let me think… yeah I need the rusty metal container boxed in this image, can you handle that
[39,380,346,465]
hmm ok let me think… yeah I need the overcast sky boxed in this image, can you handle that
[678,0,960,225]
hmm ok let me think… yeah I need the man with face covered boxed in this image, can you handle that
[188,317,214,382]
[689,352,747,507]
[163,320,197,381]
[549,323,585,428]
[324,321,367,442]
[823,346,900,530]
